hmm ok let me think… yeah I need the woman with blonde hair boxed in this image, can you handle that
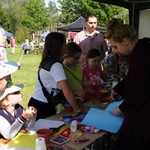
[106,18,150,150]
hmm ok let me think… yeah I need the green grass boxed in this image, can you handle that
[7,45,41,108]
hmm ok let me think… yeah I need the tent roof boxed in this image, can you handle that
[93,0,150,10]
[55,16,106,32]
[1,27,13,37]
[4,30,13,37]
[40,30,50,37]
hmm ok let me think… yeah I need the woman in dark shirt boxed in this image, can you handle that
[106,18,150,150]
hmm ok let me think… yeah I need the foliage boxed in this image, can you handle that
[15,26,29,44]
[0,0,128,43]
[21,0,50,33]
[48,1,63,31]
[0,0,29,34]
[0,3,11,32]
[58,0,127,26]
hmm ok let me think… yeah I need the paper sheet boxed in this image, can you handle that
[2,133,36,150]
[33,119,65,130]
[80,101,124,133]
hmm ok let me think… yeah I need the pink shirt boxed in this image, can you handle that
[10,39,16,47]
[74,30,108,66]
[82,65,103,100]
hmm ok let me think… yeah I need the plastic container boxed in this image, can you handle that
[36,129,51,144]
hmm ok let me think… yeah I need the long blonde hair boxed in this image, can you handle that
[106,18,138,45]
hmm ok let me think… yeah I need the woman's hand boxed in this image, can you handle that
[110,107,123,116]
[22,106,37,119]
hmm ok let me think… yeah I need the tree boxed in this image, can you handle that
[47,0,63,31]
[58,0,127,26]
[21,0,50,33]
[0,4,10,30]
[0,0,27,34]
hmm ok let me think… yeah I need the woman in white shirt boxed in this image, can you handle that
[28,32,80,120]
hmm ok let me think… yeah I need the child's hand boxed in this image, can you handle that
[22,106,37,119]
[92,78,101,86]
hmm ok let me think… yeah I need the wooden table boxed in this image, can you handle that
[47,100,108,150]
[0,100,108,150]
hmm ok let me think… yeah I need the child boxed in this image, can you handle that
[0,83,37,140]
[0,61,18,91]
[82,48,103,101]
[63,42,84,100]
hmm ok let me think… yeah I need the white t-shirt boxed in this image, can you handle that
[32,62,66,103]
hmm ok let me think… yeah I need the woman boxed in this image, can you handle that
[28,32,80,120]
[106,18,150,150]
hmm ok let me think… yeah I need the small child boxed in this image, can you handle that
[0,83,37,140]
[0,61,18,91]
[63,42,84,100]
[82,48,103,101]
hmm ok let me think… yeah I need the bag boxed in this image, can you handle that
[38,70,66,106]
[38,59,66,106]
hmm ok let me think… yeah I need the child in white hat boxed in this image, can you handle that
[0,61,18,91]
[0,83,37,140]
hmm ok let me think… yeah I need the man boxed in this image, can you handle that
[22,40,30,54]
[74,14,108,66]
[10,36,16,54]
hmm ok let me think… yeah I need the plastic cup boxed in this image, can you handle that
[36,129,51,144]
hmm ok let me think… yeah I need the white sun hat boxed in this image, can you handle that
[0,84,24,101]
[0,61,18,79]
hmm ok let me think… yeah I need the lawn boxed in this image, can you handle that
[7,45,42,108]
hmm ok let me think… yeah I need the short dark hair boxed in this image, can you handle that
[86,48,101,59]
[65,42,82,57]
[85,14,97,22]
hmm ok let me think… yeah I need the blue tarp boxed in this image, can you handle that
[1,27,13,37]
[5,30,13,37]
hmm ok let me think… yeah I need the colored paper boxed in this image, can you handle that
[80,101,124,133]
[2,132,37,150]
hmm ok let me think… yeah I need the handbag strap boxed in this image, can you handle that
[38,69,53,103]
[64,66,81,84]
